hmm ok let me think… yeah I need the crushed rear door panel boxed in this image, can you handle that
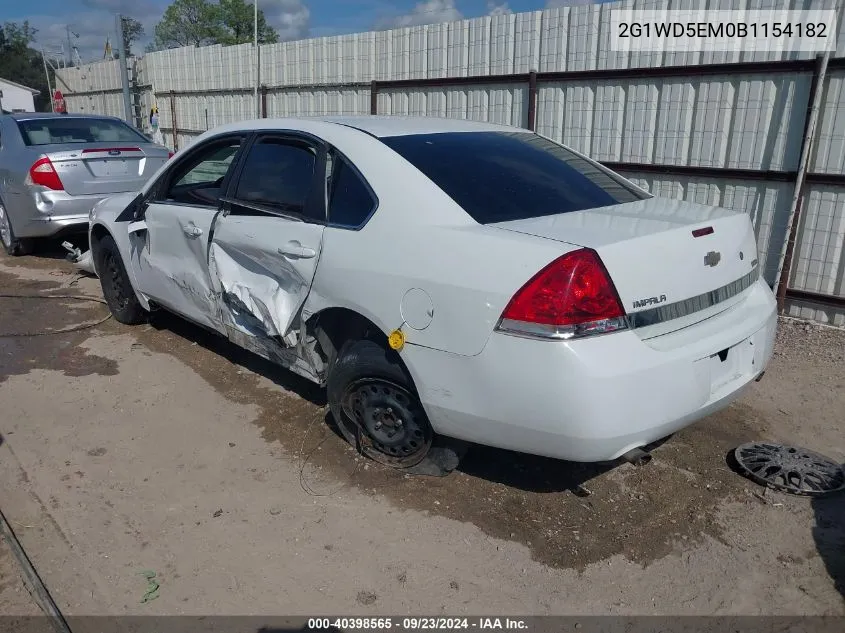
[208,214,325,348]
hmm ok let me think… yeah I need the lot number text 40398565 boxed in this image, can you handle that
[306,617,529,631]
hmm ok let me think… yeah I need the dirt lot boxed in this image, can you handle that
[0,246,843,616]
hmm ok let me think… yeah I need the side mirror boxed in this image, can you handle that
[115,193,146,222]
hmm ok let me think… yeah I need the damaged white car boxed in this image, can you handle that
[88,116,777,472]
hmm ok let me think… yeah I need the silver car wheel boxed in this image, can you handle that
[0,204,11,248]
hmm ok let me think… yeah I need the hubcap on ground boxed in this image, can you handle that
[341,378,431,464]
[0,205,11,247]
[734,442,845,497]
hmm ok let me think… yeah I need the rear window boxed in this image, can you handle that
[380,131,649,224]
[16,117,148,146]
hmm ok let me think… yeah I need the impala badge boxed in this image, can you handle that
[704,251,721,267]
[632,294,667,309]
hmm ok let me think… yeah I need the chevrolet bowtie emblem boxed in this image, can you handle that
[704,251,721,267]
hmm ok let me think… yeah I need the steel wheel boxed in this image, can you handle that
[0,203,11,249]
[95,234,146,325]
[341,378,432,465]
[101,248,131,312]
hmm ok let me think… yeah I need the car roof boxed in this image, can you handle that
[209,115,531,139]
[6,112,124,121]
[318,115,529,137]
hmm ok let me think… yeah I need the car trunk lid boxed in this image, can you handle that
[44,145,169,196]
[490,197,761,339]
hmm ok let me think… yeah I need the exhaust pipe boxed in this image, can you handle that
[621,447,652,466]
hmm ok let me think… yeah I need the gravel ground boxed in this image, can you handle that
[0,527,41,615]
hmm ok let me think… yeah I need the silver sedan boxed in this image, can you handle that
[0,113,170,255]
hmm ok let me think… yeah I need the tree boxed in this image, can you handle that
[0,21,37,48]
[153,0,278,49]
[121,17,145,55]
[218,0,278,45]
[154,0,222,48]
[0,22,50,111]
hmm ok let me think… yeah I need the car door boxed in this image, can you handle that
[208,132,327,347]
[129,134,246,332]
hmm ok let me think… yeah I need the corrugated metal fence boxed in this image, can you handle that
[55,0,845,325]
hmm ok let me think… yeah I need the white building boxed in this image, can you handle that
[0,78,40,113]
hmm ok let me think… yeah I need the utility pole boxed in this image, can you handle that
[41,47,55,112]
[116,14,133,125]
[66,25,74,67]
[254,0,260,118]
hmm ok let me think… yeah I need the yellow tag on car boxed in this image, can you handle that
[388,329,405,350]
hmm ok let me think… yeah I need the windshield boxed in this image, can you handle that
[16,117,149,146]
[380,131,649,224]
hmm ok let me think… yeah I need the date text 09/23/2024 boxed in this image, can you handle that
[307,618,528,630]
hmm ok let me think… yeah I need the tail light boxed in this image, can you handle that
[167,152,174,159]
[25,157,64,191]
[496,248,628,340]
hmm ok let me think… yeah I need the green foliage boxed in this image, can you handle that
[0,21,50,112]
[218,0,278,45]
[155,0,222,48]
[154,0,278,49]
[121,17,145,53]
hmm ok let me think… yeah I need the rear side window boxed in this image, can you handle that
[16,117,149,146]
[233,139,316,216]
[380,131,649,224]
[328,155,376,228]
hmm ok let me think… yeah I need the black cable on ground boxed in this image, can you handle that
[0,293,111,337]
[0,507,73,633]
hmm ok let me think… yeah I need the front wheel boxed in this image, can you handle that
[96,234,147,325]
[327,339,433,469]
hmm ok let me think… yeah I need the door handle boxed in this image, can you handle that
[182,225,203,238]
[278,241,316,259]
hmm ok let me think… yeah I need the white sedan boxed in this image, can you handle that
[88,116,777,471]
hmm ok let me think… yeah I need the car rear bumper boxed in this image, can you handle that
[16,190,101,238]
[403,279,778,462]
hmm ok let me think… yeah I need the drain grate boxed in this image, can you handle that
[734,442,845,497]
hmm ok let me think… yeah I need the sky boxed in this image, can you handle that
[0,0,604,63]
